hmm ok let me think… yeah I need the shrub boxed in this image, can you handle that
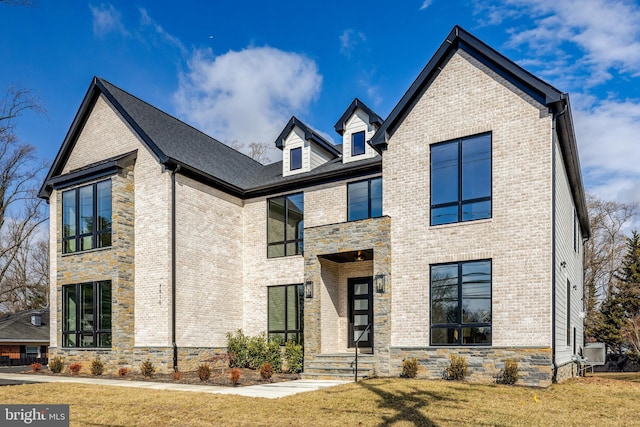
[265,339,283,372]
[259,362,274,380]
[445,354,468,381]
[497,358,519,385]
[48,356,64,374]
[90,358,104,376]
[197,363,212,382]
[69,363,82,375]
[172,370,182,380]
[118,367,129,377]
[30,362,42,373]
[140,359,155,378]
[401,357,418,378]
[229,368,241,385]
[227,329,250,368]
[284,341,304,374]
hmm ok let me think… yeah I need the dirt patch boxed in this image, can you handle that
[22,367,300,387]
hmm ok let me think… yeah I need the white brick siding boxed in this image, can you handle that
[385,51,554,348]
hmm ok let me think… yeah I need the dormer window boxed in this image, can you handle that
[290,147,302,170]
[352,131,366,156]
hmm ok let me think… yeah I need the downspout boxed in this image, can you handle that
[551,104,568,383]
[171,164,181,372]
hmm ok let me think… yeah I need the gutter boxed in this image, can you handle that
[171,165,182,372]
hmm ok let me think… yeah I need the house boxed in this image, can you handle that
[38,26,588,386]
[0,309,49,365]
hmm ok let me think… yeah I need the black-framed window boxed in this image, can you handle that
[430,133,491,226]
[430,260,491,346]
[62,281,112,348]
[351,131,366,156]
[267,193,304,258]
[268,284,304,345]
[62,179,112,253]
[290,147,302,171]
[348,177,382,221]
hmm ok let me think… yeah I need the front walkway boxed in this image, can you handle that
[0,372,348,399]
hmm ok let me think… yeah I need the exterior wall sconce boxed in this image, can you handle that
[374,274,386,294]
[305,280,314,298]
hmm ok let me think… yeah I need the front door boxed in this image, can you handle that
[348,277,373,348]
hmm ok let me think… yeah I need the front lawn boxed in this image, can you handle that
[1,376,638,426]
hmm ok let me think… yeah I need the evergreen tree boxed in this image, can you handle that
[615,230,640,317]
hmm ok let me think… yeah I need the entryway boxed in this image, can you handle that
[348,277,373,349]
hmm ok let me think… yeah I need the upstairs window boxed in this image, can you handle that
[267,193,304,258]
[290,147,302,171]
[62,281,112,348]
[430,133,491,226]
[351,131,366,156]
[348,177,382,221]
[62,180,112,253]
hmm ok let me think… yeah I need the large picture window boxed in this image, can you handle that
[62,180,112,253]
[430,260,491,346]
[430,133,491,226]
[348,177,382,221]
[267,193,304,258]
[268,284,304,344]
[62,281,112,348]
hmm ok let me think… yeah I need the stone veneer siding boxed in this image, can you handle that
[49,161,136,373]
[390,347,555,387]
[303,216,391,375]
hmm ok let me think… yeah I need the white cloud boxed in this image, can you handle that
[340,29,366,58]
[174,47,323,163]
[139,8,187,56]
[89,3,129,38]
[419,0,433,11]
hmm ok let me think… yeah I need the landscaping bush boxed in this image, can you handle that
[30,362,42,373]
[118,367,129,377]
[284,341,303,374]
[229,368,241,385]
[48,357,64,374]
[445,354,468,381]
[69,363,82,375]
[197,364,212,382]
[401,357,418,378]
[226,329,250,368]
[497,358,519,385]
[90,358,104,376]
[140,359,155,378]
[259,362,274,380]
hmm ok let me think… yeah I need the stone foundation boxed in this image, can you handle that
[390,347,555,387]
[47,346,228,375]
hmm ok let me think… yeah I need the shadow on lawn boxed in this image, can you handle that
[358,380,450,427]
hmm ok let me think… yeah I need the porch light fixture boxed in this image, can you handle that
[374,274,386,294]
[354,250,365,262]
[305,280,314,298]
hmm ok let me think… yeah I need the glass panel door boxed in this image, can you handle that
[348,277,373,348]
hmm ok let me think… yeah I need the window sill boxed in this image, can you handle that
[59,347,113,351]
[429,217,493,230]
[61,246,112,257]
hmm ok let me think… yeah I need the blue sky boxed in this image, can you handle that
[2,0,639,227]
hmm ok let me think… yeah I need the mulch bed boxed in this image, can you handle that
[22,367,300,387]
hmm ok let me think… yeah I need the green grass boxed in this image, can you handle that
[0,376,638,426]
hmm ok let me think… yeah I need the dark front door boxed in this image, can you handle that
[348,277,373,348]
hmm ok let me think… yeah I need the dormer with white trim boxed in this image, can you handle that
[334,99,383,164]
[275,116,341,177]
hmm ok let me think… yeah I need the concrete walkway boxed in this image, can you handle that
[0,372,348,399]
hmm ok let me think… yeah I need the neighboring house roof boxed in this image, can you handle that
[333,98,384,135]
[274,116,342,157]
[369,25,589,238]
[39,78,377,200]
[0,309,50,344]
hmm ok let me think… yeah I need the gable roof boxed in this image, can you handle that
[333,98,384,135]
[369,25,589,238]
[39,77,377,200]
[274,116,341,157]
[0,309,49,343]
